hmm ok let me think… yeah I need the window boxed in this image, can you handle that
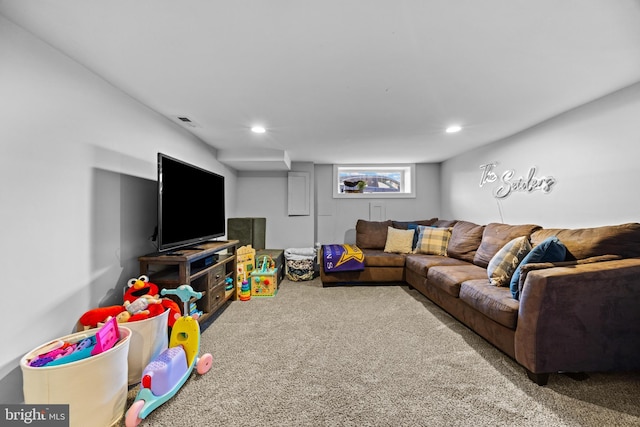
[333,164,416,198]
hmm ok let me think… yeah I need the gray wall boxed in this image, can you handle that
[235,162,315,249]
[440,82,640,227]
[315,163,441,245]
[235,163,441,249]
[0,16,237,403]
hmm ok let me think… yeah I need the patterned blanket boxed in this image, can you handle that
[322,244,365,273]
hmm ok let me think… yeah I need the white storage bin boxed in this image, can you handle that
[122,308,169,385]
[21,326,131,427]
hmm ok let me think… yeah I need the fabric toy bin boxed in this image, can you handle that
[20,326,131,427]
[122,308,169,385]
[285,247,317,281]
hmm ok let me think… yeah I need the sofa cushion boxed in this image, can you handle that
[473,223,541,268]
[447,221,485,263]
[530,223,640,261]
[459,279,520,329]
[405,254,470,276]
[427,264,488,297]
[510,236,567,299]
[391,218,438,229]
[432,219,458,228]
[361,249,407,268]
[356,220,393,249]
[383,227,415,254]
[487,236,532,287]
[516,254,622,299]
[415,226,452,256]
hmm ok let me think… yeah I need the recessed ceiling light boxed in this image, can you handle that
[446,125,462,133]
[251,126,266,134]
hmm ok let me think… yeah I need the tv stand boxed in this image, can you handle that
[139,240,239,324]
[164,251,185,256]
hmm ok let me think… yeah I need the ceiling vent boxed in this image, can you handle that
[173,115,200,128]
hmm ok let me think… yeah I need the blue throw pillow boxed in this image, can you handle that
[510,236,567,299]
[407,223,419,249]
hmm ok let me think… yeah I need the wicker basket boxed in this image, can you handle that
[286,258,315,281]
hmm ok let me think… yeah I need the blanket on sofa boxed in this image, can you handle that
[323,244,365,273]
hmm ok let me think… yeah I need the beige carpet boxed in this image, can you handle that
[118,278,640,426]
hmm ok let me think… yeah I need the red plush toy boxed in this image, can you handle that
[78,305,126,328]
[78,275,182,330]
[124,275,181,327]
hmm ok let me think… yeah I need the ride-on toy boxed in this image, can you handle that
[125,285,213,426]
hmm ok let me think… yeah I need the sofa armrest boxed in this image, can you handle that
[514,257,640,375]
[517,254,622,296]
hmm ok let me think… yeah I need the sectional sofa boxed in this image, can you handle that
[320,218,640,385]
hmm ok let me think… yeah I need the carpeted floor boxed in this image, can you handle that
[118,278,640,426]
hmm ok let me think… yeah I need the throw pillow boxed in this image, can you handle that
[406,223,421,249]
[414,226,452,256]
[383,227,415,254]
[510,236,567,299]
[487,236,532,287]
[473,223,541,268]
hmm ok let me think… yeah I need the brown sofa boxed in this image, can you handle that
[320,219,640,385]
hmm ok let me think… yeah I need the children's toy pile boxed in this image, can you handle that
[77,275,181,330]
[26,318,121,368]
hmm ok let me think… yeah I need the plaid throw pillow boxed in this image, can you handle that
[487,236,532,287]
[415,226,452,256]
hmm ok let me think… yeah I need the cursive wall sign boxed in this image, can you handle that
[479,162,556,199]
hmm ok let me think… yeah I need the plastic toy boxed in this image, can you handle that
[250,255,278,297]
[239,279,251,301]
[125,285,213,427]
[28,318,120,367]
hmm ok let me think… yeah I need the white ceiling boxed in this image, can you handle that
[2,0,640,170]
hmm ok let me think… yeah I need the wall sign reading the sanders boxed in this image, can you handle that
[479,162,556,199]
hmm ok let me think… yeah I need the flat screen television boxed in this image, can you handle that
[157,153,225,252]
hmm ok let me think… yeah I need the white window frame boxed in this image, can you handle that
[333,164,416,199]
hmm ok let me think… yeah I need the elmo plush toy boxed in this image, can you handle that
[78,275,181,330]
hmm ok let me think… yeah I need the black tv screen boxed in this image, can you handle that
[158,153,225,252]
